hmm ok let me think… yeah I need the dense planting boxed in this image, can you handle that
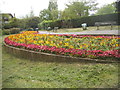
[4,31,120,59]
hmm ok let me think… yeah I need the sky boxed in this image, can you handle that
[0,0,116,18]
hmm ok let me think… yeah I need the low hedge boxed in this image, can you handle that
[2,28,20,35]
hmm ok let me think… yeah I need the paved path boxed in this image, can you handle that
[39,30,119,35]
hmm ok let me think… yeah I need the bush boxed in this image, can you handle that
[38,20,61,30]
[3,23,12,29]
[38,20,54,30]
[2,28,20,35]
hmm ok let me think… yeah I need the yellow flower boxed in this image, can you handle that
[34,41,37,44]
[45,41,49,44]
[80,45,82,49]
[38,40,44,43]
[115,44,119,47]
[69,45,74,48]
[65,38,70,41]
[65,43,69,46]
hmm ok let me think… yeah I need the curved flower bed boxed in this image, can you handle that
[4,31,120,60]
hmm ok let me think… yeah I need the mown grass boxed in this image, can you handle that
[2,50,119,88]
[2,34,119,88]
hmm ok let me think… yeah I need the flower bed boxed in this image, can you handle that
[4,31,120,60]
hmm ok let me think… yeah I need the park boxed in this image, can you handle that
[1,0,120,88]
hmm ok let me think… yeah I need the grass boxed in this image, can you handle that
[46,25,119,33]
[1,34,119,88]
[2,50,119,88]
[0,29,2,89]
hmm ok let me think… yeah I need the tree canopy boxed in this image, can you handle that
[61,0,98,19]
[96,3,116,15]
[39,0,58,21]
[48,0,58,11]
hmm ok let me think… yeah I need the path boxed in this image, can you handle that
[39,30,119,35]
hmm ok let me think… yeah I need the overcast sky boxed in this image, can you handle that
[0,0,116,18]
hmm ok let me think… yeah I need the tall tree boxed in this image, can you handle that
[39,9,51,21]
[61,0,98,19]
[39,0,59,21]
[48,0,58,20]
[29,7,35,17]
[48,0,58,11]
[96,3,116,15]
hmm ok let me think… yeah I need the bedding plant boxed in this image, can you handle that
[4,31,120,59]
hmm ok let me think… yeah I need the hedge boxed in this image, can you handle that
[38,13,119,29]
[2,28,20,35]
[68,13,119,28]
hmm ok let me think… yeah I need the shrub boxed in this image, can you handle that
[2,28,20,35]
[3,23,12,29]
[2,29,10,35]
[38,20,61,30]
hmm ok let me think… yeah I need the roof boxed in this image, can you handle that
[1,13,13,18]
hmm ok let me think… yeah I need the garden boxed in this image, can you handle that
[2,31,119,88]
[2,0,120,88]
[4,31,120,60]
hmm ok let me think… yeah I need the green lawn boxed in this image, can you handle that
[1,34,119,88]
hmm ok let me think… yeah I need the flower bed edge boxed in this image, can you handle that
[3,42,120,63]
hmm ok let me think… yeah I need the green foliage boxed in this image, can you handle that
[96,3,116,15]
[26,17,40,29]
[3,23,11,29]
[39,0,59,21]
[116,1,120,12]
[3,17,19,29]
[17,18,28,29]
[38,20,56,29]
[9,18,19,28]
[39,13,119,29]
[17,17,40,29]
[2,28,20,35]
[39,9,52,21]
[48,0,58,11]
[61,0,98,19]
[71,13,118,28]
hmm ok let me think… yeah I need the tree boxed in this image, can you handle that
[48,0,58,11]
[3,17,20,29]
[61,0,98,19]
[115,0,120,12]
[29,7,35,17]
[9,17,19,28]
[39,9,51,21]
[96,3,116,15]
[26,17,40,29]
[17,18,29,29]
[39,0,59,21]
